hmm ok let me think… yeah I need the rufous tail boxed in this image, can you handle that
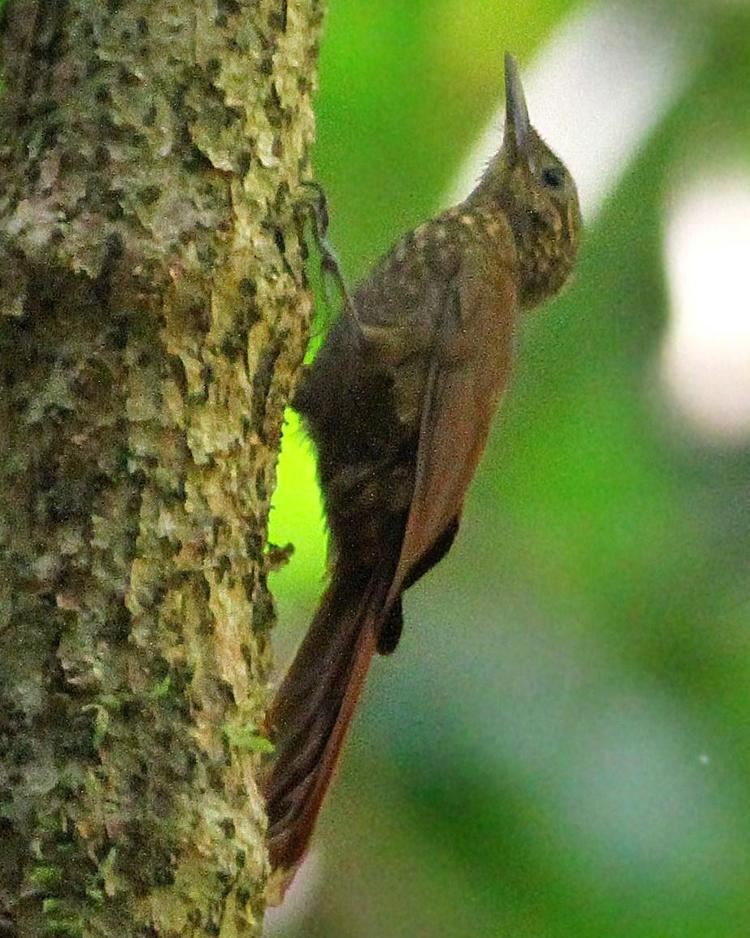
[262,569,385,894]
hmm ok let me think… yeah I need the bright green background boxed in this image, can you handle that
[269,1,750,936]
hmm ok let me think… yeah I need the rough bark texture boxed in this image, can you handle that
[0,1,322,935]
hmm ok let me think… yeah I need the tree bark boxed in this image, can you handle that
[0,1,322,935]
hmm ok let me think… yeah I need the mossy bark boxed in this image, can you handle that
[0,1,322,935]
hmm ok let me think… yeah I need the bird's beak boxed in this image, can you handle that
[504,52,531,163]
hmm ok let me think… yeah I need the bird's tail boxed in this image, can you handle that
[262,568,386,897]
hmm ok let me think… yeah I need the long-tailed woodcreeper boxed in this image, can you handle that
[262,53,582,896]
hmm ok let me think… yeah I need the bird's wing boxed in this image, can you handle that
[385,252,518,610]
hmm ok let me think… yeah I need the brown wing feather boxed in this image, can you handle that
[386,254,517,609]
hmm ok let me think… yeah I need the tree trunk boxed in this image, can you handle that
[0,1,322,935]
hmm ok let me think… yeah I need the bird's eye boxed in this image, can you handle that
[542,166,565,189]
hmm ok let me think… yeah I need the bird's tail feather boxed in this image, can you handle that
[262,569,386,893]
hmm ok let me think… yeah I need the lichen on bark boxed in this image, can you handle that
[0,1,322,935]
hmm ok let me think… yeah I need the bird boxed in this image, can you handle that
[262,52,582,898]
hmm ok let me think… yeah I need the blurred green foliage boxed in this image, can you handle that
[269,1,750,936]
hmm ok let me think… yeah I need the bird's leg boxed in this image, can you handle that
[298,181,398,354]
[298,181,355,315]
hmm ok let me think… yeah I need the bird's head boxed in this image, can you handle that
[475,53,582,308]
